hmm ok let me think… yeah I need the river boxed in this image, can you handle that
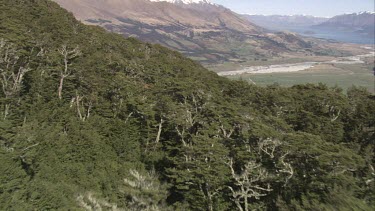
[217,52,375,76]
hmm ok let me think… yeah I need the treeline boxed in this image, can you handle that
[0,0,374,210]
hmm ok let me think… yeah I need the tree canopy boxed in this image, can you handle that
[0,0,374,210]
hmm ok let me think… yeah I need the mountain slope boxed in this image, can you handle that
[55,0,258,31]
[53,0,333,63]
[1,0,374,210]
[315,12,375,36]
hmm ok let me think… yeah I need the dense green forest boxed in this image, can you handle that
[0,0,374,210]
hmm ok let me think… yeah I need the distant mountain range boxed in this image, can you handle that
[53,0,362,63]
[314,12,375,36]
[244,12,375,44]
[244,15,329,30]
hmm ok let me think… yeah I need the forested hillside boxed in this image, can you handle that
[0,1,374,210]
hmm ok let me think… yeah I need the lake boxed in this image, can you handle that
[281,26,375,45]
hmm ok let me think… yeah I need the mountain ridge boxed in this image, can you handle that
[244,14,329,28]
[314,12,375,36]
[53,0,345,63]
[149,0,215,5]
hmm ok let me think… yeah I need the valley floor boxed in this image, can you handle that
[209,45,375,93]
[226,60,374,93]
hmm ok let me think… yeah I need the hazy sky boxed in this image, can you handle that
[212,0,375,17]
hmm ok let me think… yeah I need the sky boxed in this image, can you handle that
[212,0,375,17]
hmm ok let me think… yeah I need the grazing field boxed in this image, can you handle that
[225,58,375,93]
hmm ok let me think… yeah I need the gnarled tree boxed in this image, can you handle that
[227,138,293,211]
[0,39,30,119]
[57,44,80,99]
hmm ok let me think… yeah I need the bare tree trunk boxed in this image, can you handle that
[76,94,83,120]
[244,196,248,211]
[155,118,163,143]
[235,200,244,211]
[3,104,9,120]
[208,201,213,211]
[124,112,133,124]
[204,183,214,211]
[57,45,81,100]
[86,102,92,120]
[176,126,187,146]
[207,194,213,211]
[58,75,64,100]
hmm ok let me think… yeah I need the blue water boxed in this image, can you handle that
[278,26,374,45]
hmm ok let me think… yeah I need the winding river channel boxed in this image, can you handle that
[217,52,375,76]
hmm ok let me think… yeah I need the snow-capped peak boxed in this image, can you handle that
[149,0,214,5]
[358,11,375,15]
[342,11,375,16]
